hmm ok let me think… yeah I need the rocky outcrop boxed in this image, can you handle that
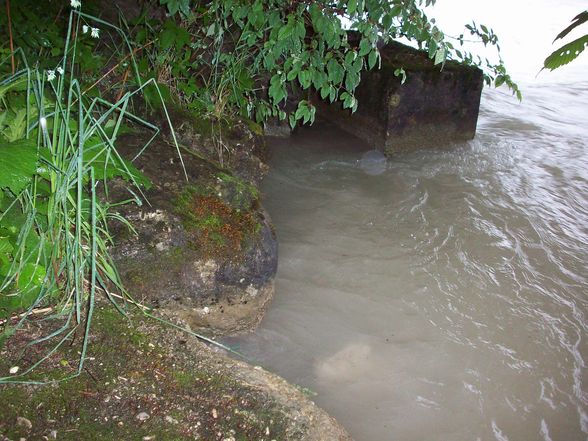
[314,40,484,153]
[108,115,277,336]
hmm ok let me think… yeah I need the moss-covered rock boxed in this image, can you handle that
[106,113,277,336]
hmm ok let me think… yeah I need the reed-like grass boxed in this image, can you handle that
[0,6,187,384]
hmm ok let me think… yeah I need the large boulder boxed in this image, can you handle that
[314,40,484,153]
[108,116,277,336]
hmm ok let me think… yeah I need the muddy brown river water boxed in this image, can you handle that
[225,3,588,439]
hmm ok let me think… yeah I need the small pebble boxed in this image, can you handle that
[212,408,218,419]
[165,415,178,424]
[16,416,32,431]
[9,366,19,374]
[143,436,155,441]
[135,412,150,422]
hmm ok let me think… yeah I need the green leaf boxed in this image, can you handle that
[327,59,344,84]
[0,138,38,194]
[298,70,312,89]
[345,50,356,66]
[159,20,190,50]
[553,11,588,42]
[434,47,446,66]
[83,142,151,188]
[359,38,371,57]
[394,68,407,84]
[268,75,286,104]
[345,71,360,91]
[1,108,28,142]
[16,262,45,292]
[160,0,191,17]
[286,68,299,81]
[368,49,379,69]
[0,237,14,256]
[544,34,588,70]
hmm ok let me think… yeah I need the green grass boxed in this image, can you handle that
[0,4,183,385]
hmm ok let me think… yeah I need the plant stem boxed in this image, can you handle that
[6,0,15,74]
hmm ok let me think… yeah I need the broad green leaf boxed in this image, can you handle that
[16,262,46,292]
[0,138,38,194]
[434,47,446,65]
[0,237,14,256]
[1,108,27,142]
[359,38,371,56]
[83,143,152,189]
[298,70,312,89]
[544,34,588,71]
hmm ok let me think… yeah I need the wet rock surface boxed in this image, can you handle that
[108,115,277,336]
[314,40,484,153]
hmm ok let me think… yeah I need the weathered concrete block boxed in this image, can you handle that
[314,41,484,153]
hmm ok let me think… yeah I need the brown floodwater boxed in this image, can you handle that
[225,79,588,441]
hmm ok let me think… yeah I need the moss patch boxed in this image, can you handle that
[173,173,260,259]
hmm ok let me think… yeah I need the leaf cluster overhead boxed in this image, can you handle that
[154,0,518,126]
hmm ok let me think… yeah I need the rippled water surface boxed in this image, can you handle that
[226,80,588,441]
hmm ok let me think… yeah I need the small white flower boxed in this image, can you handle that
[56,66,64,75]
[46,70,56,81]
[9,366,19,374]
[90,27,100,39]
[82,25,89,34]
[70,0,81,8]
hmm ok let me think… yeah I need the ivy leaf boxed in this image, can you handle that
[0,139,38,194]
